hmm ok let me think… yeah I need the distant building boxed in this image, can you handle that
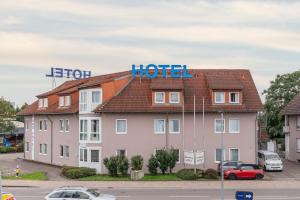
[0,121,24,147]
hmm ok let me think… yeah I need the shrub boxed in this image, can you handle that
[168,148,178,173]
[155,149,169,174]
[103,156,118,177]
[131,155,143,171]
[148,154,159,175]
[118,156,129,176]
[176,169,198,180]
[0,146,15,153]
[204,168,218,179]
[61,167,96,179]
[16,143,24,152]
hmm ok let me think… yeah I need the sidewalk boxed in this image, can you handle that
[3,179,300,190]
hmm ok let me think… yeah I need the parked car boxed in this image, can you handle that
[224,164,264,180]
[258,150,283,171]
[45,187,116,200]
[1,192,16,200]
[217,160,243,175]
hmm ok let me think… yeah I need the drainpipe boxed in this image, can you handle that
[46,116,53,165]
[165,112,169,149]
[255,114,258,165]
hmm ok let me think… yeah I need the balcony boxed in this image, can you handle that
[283,126,290,133]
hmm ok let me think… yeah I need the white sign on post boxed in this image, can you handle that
[184,151,195,165]
[195,151,205,165]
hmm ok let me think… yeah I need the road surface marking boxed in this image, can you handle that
[169,195,209,198]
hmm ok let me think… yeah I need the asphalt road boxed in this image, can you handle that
[3,187,300,200]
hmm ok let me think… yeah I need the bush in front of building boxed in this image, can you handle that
[155,149,169,174]
[117,156,129,176]
[204,168,218,179]
[61,167,96,179]
[176,169,198,180]
[168,148,178,173]
[0,146,16,153]
[131,155,143,171]
[103,155,129,177]
[148,154,159,175]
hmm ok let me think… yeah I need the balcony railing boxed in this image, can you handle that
[80,132,101,143]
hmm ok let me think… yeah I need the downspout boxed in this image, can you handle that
[255,113,258,165]
[46,116,53,165]
[166,112,169,149]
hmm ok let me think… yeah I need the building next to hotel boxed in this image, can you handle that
[18,69,262,173]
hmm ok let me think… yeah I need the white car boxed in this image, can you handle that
[258,150,283,171]
[45,187,116,200]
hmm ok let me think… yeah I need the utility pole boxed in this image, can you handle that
[193,95,196,174]
[220,112,224,200]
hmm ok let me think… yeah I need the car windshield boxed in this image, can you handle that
[87,189,100,197]
[266,154,280,160]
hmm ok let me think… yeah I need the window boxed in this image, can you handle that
[92,91,101,103]
[116,149,126,157]
[25,120,29,130]
[49,192,63,198]
[91,119,100,141]
[74,192,90,199]
[80,120,88,140]
[39,144,47,155]
[61,192,74,199]
[80,148,88,162]
[59,96,64,107]
[43,98,48,107]
[59,120,64,132]
[215,119,225,133]
[155,92,165,104]
[43,120,47,131]
[60,145,69,157]
[39,120,43,131]
[91,150,100,162]
[170,92,180,104]
[169,119,180,134]
[26,142,29,152]
[79,90,88,112]
[229,148,240,161]
[297,139,300,153]
[38,99,43,108]
[215,148,225,163]
[154,119,165,134]
[240,165,254,170]
[59,96,71,107]
[65,119,69,132]
[229,92,239,103]
[116,119,127,134]
[297,116,300,130]
[229,119,240,133]
[214,92,225,103]
[172,149,180,163]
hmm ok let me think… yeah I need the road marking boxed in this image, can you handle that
[169,195,209,198]
[115,196,131,198]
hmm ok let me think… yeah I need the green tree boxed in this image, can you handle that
[0,97,16,133]
[16,102,28,122]
[155,149,170,174]
[263,71,300,138]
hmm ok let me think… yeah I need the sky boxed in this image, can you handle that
[0,0,300,107]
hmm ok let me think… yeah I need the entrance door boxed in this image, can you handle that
[79,147,101,173]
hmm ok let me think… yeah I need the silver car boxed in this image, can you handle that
[45,187,116,200]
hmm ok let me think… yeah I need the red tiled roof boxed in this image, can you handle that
[150,78,184,90]
[18,70,131,116]
[206,74,243,89]
[281,92,300,115]
[97,69,263,113]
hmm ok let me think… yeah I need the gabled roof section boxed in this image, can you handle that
[97,69,263,113]
[281,92,300,115]
[206,73,243,90]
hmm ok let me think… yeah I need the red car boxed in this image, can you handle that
[224,164,264,180]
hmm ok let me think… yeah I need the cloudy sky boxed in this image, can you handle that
[0,0,300,106]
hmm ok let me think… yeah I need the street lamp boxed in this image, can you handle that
[220,111,224,200]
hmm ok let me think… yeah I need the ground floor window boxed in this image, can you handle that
[26,142,29,152]
[91,150,100,163]
[60,145,70,158]
[215,148,225,163]
[80,148,88,162]
[116,149,126,157]
[39,144,47,155]
[297,139,300,153]
[229,148,240,161]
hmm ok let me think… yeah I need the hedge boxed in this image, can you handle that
[204,168,218,179]
[61,167,96,179]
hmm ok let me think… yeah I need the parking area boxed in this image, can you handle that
[0,153,64,180]
[265,159,300,180]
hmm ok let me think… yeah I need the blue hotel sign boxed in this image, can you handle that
[132,64,192,78]
[46,67,92,80]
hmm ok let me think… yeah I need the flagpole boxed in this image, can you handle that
[193,95,196,174]
[182,93,185,166]
[202,96,205,169]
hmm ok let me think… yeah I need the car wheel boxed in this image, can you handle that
[263,165,267,171]
[228,173,236,180]
[256,174,264,180]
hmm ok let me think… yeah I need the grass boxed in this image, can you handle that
[4,171,48,180]
[79,174,181,181]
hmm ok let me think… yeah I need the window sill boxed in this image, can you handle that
[116,132,127,135]
[170,132,180,134]
[155,132,166,134]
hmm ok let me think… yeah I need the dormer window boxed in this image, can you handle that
[38,98,48,108]
[155,92,165,104]
[214,92,225,104]
[229,92,239,104]
[170,92,180,104]
[59,96,71,107]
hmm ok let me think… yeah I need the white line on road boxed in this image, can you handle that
[169,195,209,198]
